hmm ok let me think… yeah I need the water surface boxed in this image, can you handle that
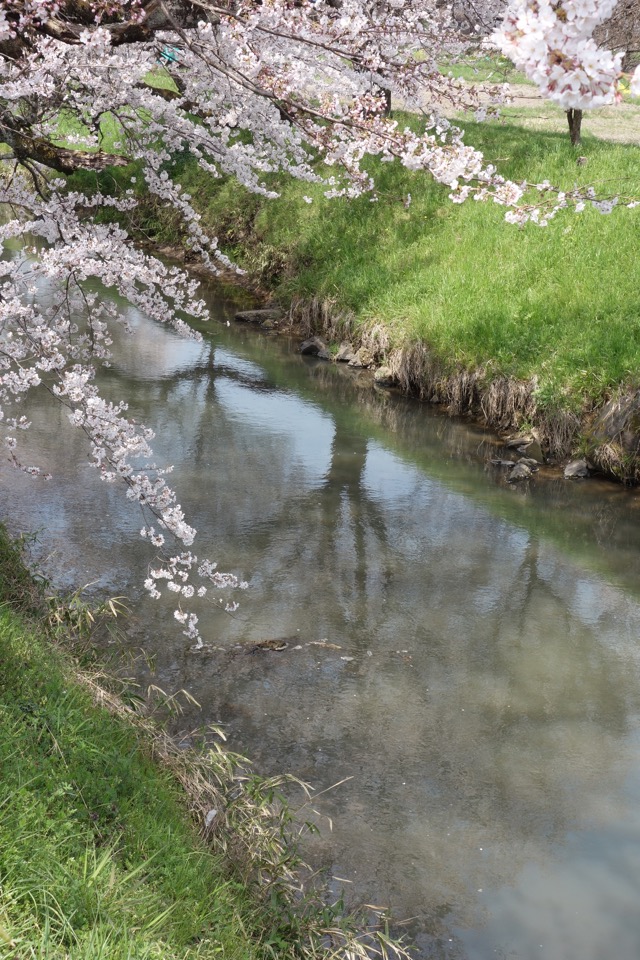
[3,278,640,959]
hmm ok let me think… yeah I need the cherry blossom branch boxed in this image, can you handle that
[1,0,639,647]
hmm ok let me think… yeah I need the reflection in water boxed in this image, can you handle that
[3,283,640,959]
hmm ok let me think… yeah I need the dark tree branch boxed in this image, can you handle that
[0,113,129,174]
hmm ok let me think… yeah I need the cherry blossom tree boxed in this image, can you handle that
[0,0,637,645]
[449,0,639,144]
[493,0,640,145]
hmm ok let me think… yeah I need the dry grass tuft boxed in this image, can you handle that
[360,324,391,363]
[589,441,627,480]
[289,296,355,343]
[587,439,640,484]
[81,673,306,893]
[480,375,537,432]
[80,671,413,960]
[539,408,582,461]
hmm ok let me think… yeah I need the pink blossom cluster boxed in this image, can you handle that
[0,175,242,645]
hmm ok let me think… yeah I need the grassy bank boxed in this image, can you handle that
[0,529,402,960]
[69,112,640,469]
[175,120,639,404]
[0,536,276,959]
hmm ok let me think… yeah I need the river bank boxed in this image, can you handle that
[71,112,640,482]
[0,524,407,960]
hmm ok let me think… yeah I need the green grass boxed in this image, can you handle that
[143,68,181,92]
[439,53,531,85]
[483,99,640,137]
[0,523,412,958]
[0,527,307,960]
[66,105,640,416]
[52,110,126,155]
[0,611,275,959]
[52,68,179,154]
[164,116,640,413]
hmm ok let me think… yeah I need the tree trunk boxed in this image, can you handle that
[566,108,583,146]
[382,87,392,117]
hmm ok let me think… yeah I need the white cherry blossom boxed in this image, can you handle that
[0,0,636,643]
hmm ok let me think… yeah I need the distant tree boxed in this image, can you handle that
[484,0,640,145]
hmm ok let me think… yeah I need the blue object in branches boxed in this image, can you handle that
[159,46,180,64]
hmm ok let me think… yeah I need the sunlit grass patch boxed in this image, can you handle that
[52,111,127,154]
[143,67,180,92]
[173,117,640,414]
[483,101,640,145]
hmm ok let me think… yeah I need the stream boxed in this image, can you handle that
[4,273,640,959]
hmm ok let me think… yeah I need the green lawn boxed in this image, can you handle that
[439,52,531,85]
[65,96,640,421]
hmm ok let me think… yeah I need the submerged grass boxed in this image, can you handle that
[0,528,410,960]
